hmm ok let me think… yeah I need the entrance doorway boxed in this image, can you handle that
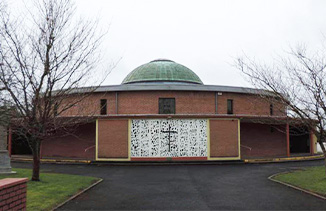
[289,127,310,154]
[11,133,32,155]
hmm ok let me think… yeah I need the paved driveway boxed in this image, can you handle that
[13,160,326,210]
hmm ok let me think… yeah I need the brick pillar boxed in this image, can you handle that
[310,130,315,155]
[286,123,290,157]
[0,178,28,211]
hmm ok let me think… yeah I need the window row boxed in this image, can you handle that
[98,98,274,115]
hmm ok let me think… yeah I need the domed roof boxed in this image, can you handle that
[121,59,203,84]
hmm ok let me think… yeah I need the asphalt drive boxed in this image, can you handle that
[13,160,326,210]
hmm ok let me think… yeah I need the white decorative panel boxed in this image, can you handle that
[131,119,207,157]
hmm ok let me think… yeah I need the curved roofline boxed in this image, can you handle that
[150,59,174,63]
[64,83,274,96]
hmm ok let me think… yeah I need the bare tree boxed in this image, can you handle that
[0,0,108,181]
[236,45,326,174]
[0,1,12,126]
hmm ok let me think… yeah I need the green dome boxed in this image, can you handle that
[122,59,203,84]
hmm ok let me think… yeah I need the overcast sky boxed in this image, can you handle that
[11,0,326,87]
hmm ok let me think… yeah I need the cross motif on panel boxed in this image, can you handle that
[161,124,178,152]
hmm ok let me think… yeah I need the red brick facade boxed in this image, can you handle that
[0,178,28,211]
[210,119,239,158]
[95,118,243,160]
[117,91,215,114]
[216,93,285,116]
[240,123,287,158]
[38,90,291,161]
[41,123,96,159]
[60,91,286,116]
[98,119,129,159]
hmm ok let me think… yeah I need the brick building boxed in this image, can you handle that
[13,59,318,161]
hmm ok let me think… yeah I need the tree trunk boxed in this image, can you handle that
[323,152,326,177]
[318,138,326,177]
[31,141,41,181]
[32,153,40,181]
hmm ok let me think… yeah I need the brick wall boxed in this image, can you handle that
[0,178,28,211]
[210,119,239,157]
[41,118,290,160]
[59,91,287,116]
[118,91,215,114]
[97,118,242,160]
[60,92,116,116]
[97,119,129,159]
[240,122,287,158]
[41,122,96,159]
[217,93,285,116]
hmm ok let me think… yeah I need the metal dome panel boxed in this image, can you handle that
[122,59,203,84]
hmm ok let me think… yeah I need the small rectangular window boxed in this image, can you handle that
[100,99,107,115]
[159,98,175,114]
[270,104,273,116]
[227,99,233,114]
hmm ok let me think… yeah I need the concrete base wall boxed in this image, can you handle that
[240,123,287,158]
[41,122,96,159]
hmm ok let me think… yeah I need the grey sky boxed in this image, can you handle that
[12,0,326,87]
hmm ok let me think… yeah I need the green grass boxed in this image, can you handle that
[274,166,326,196]
[0,168,100,211]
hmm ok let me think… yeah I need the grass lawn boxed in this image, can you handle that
[273,166,326,196]
[0,168,100,211]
